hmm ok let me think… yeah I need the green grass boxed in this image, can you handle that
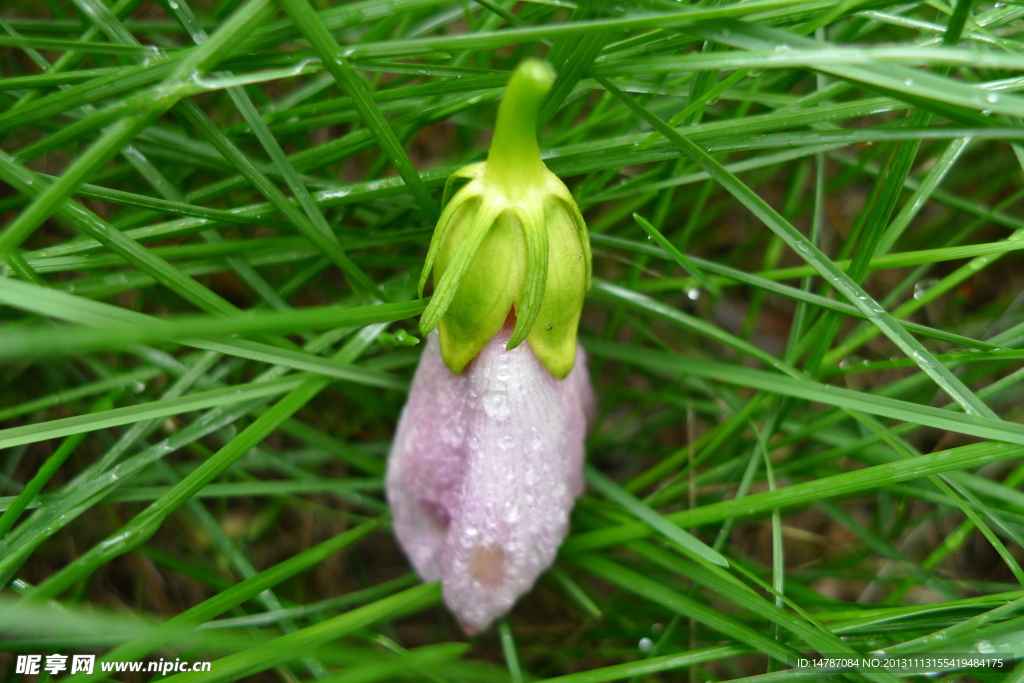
[2,0,1024,681]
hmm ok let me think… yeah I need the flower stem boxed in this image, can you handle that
[486,59,555,192]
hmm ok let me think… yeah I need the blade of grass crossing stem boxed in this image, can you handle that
[499,619,524,683]
[549,566,602,619]
[632,213,720,297]
[174,98,379,299]
[0,393,118,541]
[0,140,242,319]
[850,411,1024,584]
[0,332,343,586]
[0,377,306,450]
[0,274,399,386]
[70,0,142,50]
[0,368,159,423]
[584,465,728,567]
[0,276,425,361]
[804,0,971,373]
[874,137,971,256]
[590,281,796,376]
[332,0,866,61]
[538,28,614,129]
[570,554,797,662]
[892,462,1024,602]
[582,340,1024,444]
[170,464,327,678]
[117,133,290,311]
[226,86,382,299]
[753,422,785,670]
[158,582,441,683]
[23,325,385,600]
[536,645,749,683]
[589,234,1005,351]
[563,440,1024,551]
[630,540,817,640]
[823,224,1024,366]
[0,0,273,260]
[0,112,165,262]
[278,0,437,220]
[623,539,902,682]
[597,77,998,419]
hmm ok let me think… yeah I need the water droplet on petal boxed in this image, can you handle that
[483,390,510,419]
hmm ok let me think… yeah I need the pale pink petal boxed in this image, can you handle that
[386,324,593,633]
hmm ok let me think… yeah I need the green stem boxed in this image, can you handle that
[486,59,554,191]
[0,393,118,540]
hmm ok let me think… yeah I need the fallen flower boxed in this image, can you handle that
[387,322,594,633]
[387,59,594,633]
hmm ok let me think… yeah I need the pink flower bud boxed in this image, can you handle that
[386,321,594,633]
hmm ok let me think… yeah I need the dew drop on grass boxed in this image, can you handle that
[686,287,701,301]
[913,278,939,300]
[904,78,914,86]
[638,637,654,653]
[987,92,1000,104]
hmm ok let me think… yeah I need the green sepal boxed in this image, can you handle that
[506,204,548,351]
[436,208,526,373]
[441,162,484,211]
[419,197,503,336]
[418,179,480,299]
[551,184,592,291]
[526,198,589,378]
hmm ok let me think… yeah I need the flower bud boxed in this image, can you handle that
[387,322,594,633]
[418,59,591,379]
